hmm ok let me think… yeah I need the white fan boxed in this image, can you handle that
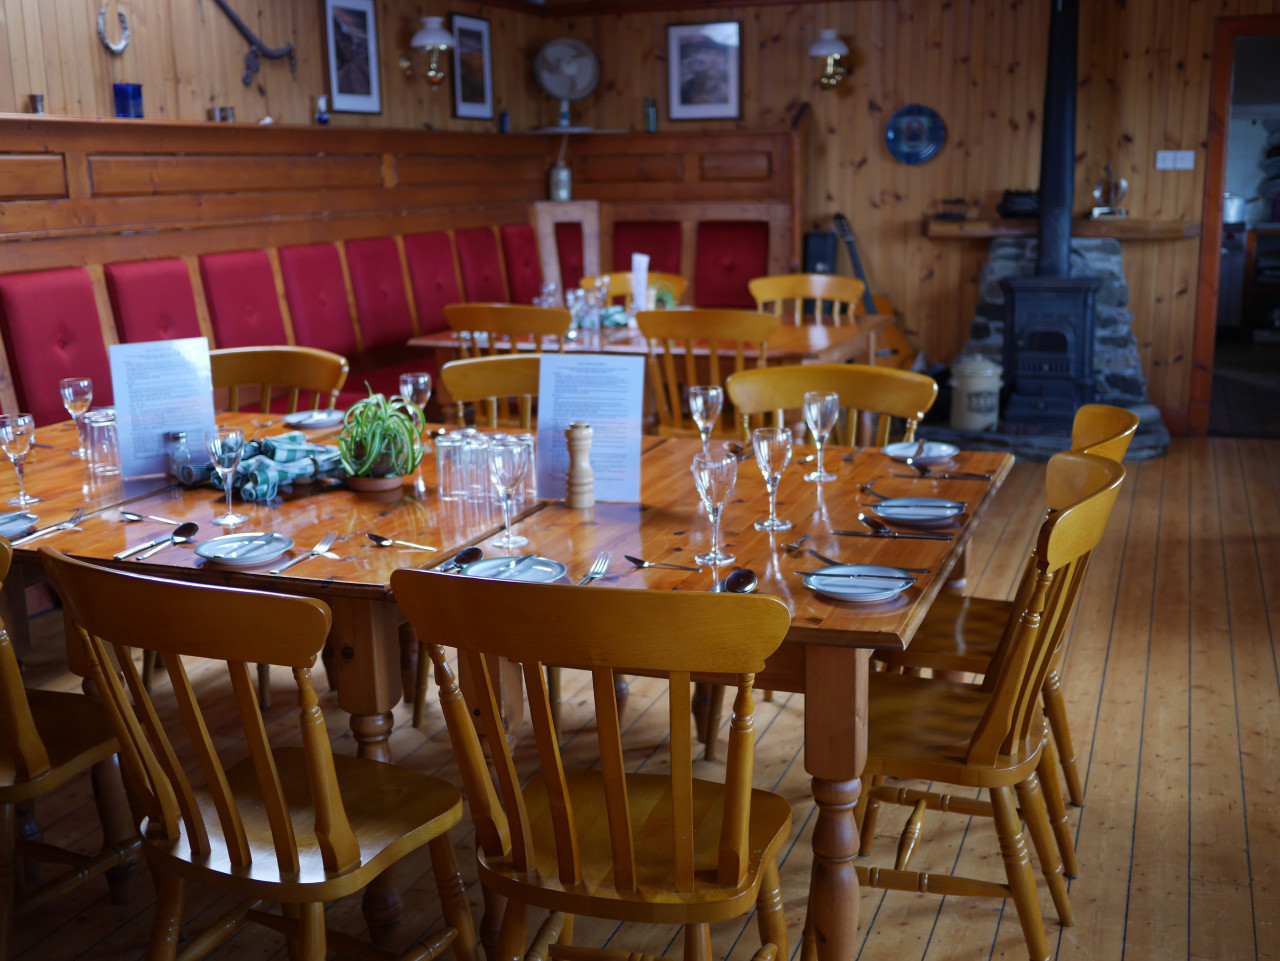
[534,38,599,131]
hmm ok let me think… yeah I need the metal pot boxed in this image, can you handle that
[1223,192,1248,223]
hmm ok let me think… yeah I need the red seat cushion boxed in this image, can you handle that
[554,222,585,292]
[346,237,414,350]
[500,224,543,305]
[104,259,202,343]
[199,250,288,348]
[341,353,440,409]
[0,268,114,426]
[454,227,508,301]
[613,221,682,275]
[694,221,770,308]
[278,243,359,356]
[403,232,462,335]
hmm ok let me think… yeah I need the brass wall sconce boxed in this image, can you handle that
[809,29,849,89]
[399,16,452,88]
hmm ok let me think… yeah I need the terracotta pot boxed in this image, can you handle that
[346,475,403,492]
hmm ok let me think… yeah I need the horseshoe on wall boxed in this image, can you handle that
[97,6,130,55]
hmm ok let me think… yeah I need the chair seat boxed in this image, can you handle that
[143,748,464,901]
[0,689,120,802]
[879,593,1009,674]
[478,769,791,925]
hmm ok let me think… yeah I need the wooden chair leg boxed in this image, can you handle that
[691,683,710,742]
[414,639,431,729]
[428,834,479,961]
[1,802,13,961]
[683,922,712,961]
[479,885,506,961]
[495,897,530,961]
[91,754,141,903]
[856,774,885,854]
[614,675,629,720]
[296,902,326,961]
[703,683,725,761]
[142,650,157,691]
[1037,733,1079,878]
[755,859,787,960]
[989,786,1051,961]
[547,666,562,736]
[146,871,186,961]
[1042,669,1085,805]
[256,663,271,710]
[1014,772,1073,926]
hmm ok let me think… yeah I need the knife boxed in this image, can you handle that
[623,554,703,572]
[808,547,843,567]
[889,472,992,481]
[832,529,952,541]
[806,548,932,574]
[492,554,540,579]
[113,532,174,560]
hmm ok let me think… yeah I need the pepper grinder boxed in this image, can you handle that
[565,421,594,509]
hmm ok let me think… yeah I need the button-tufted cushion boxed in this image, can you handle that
[0,268,114,425]
[279,243,359,356]
[199,250,288,348]
[454,227,507,302]
[554,221,585,292]
[104,259,202,343]
[694,220,769,308]
[345,237,414,350]
[499,224,543,305]
[613,221,682,275]
[403,232,461,334]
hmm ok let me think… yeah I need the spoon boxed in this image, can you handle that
[120,510,181,524]
[901,456,932,477]
[366,533,437,551]
[725,443,754,462]
[438,546,483,572]
[852,512,952,541]
[135,521,199,560]
[713,568,758,593]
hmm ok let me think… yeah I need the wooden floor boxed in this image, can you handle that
[13,436,1280,961]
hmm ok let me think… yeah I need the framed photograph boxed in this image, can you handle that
[667,22,741,121]
[452,14,493,120]
[324,0,381,113]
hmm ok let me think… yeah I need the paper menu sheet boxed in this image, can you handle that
[109,337,216,478]
[536,353,645,503]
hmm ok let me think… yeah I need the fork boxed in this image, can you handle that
[578,551,611,586]
[781,534,810,553]
[269,531,338,575]
[12,508,87,546]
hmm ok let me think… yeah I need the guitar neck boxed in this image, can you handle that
[832,214,878,315]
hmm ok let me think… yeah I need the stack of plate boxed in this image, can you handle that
[870,497,964,529]
[195,532,294,567]
[882,441,959,465]
[0,511,38,539]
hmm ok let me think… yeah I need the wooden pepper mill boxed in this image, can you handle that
[565,421,594,509]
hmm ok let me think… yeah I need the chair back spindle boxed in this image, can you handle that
[445,304,571,359]
[748,274,865,327]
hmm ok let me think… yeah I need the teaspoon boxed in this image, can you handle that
[135,521,199,560]
[438,546,483,572]
[366,533,437,551]
[713,567,758,593]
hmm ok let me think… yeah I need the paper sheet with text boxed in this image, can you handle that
[109,337,216,478]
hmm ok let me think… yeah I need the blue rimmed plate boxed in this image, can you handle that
[885,104,946,165]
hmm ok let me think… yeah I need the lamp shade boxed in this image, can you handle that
[411,16,452,50]
[809,29,849,59]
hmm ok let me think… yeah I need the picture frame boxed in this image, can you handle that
[452,14,493,120]
[324,0,381,114]
[667,22,741,121]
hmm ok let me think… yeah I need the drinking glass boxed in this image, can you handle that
[691,451,737,567]
[0,414,41,506]
[803,390,840,482]
[59,377,93,459]
[399,372,433,421]
[688,385,724,457]
[489,437,530,548]
[205,426,248,527]
[752,426,794,532]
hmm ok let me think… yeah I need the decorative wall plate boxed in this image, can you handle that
[885,104,946,165]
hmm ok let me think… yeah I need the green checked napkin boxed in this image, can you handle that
[179,432,345,502]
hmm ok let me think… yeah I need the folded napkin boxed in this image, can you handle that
[180,431,345,502]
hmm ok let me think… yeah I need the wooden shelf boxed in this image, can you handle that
[924,217,1201,240]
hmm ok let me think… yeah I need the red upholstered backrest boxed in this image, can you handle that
[694,221,770,308]
[554,222,585,292]
[0,268,114,425]
[499,224,543,305]
[198,250,287,348]
[455,227,508,302]
[278,243,359,356]
[345,237,414,350]
[613,221,682,275]
[104,259,202,343]
[403,232,462,334]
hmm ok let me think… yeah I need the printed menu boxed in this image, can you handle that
[109,337,216,477]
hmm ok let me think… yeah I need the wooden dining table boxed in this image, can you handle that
[3,415,1012,961]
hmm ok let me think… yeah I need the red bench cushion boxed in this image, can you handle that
[0,268,114,426]
[346,237,414,350]
[455,227,507,301]
[278,243,359,356]
[403,232,461,335]
[500,224,542,305]
[554,222,585,292]
[613,221,682,275]
[694,221,769,308]
[199,250,287,348]
[104,259,202,343]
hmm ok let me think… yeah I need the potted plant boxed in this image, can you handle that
[336,389,425,491]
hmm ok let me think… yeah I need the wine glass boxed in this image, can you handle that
[399,372,433,421]
[59,377,93,459]
[489,437,531,549]
[804,391,840,482]
[688,385,724,457]
[752,426,794,532]
[204,427,248,528]
[691,451,737,567]
[0,414,41,506]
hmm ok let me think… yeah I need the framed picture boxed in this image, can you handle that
[452,14,493,120]
[324,0,381,113]
[667,22,741,121]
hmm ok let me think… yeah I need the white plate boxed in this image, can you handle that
[802,564,914,602]
[283,409,344,429]
[0,512,38,538]
[871,497,964,529]
[461,555,566,583]
[195,532,295,567]
[882,440,960,465]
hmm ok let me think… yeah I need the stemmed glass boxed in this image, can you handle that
[0,414,41,506]
[691,451,737,566]
[752,426,794,532]
[59,377,93,459]
[489,437,531,549]
[688,385,723,457]
[205,427,248,528]
[804,391,840,482]
[399,372,433,421]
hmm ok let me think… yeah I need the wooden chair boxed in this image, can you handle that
[748,273,866,326]
[39,548,478,961]
[390,571,793,961]
[635,309,780,439]
[580,272,688,306]
[855,451,1126,961]
[725,362,938,447]
[444,303,572,358]
[1,539,141,961]
[209,345,349,413]
[874,404,1139,807]
[440,355,541,430]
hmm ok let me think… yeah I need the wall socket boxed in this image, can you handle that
[1155,150,1196,171]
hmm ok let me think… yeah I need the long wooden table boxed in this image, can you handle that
[5,418,1012,961]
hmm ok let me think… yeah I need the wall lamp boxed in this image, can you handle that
[809,29,849,89]
[399,16,452,88]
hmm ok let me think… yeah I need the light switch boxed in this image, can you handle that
[1155,150,1196,170]
[1155,150,1177,170]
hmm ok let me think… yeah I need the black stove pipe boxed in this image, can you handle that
[1036,0,1079,278]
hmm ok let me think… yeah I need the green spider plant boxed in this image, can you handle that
[336,389,425,477]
